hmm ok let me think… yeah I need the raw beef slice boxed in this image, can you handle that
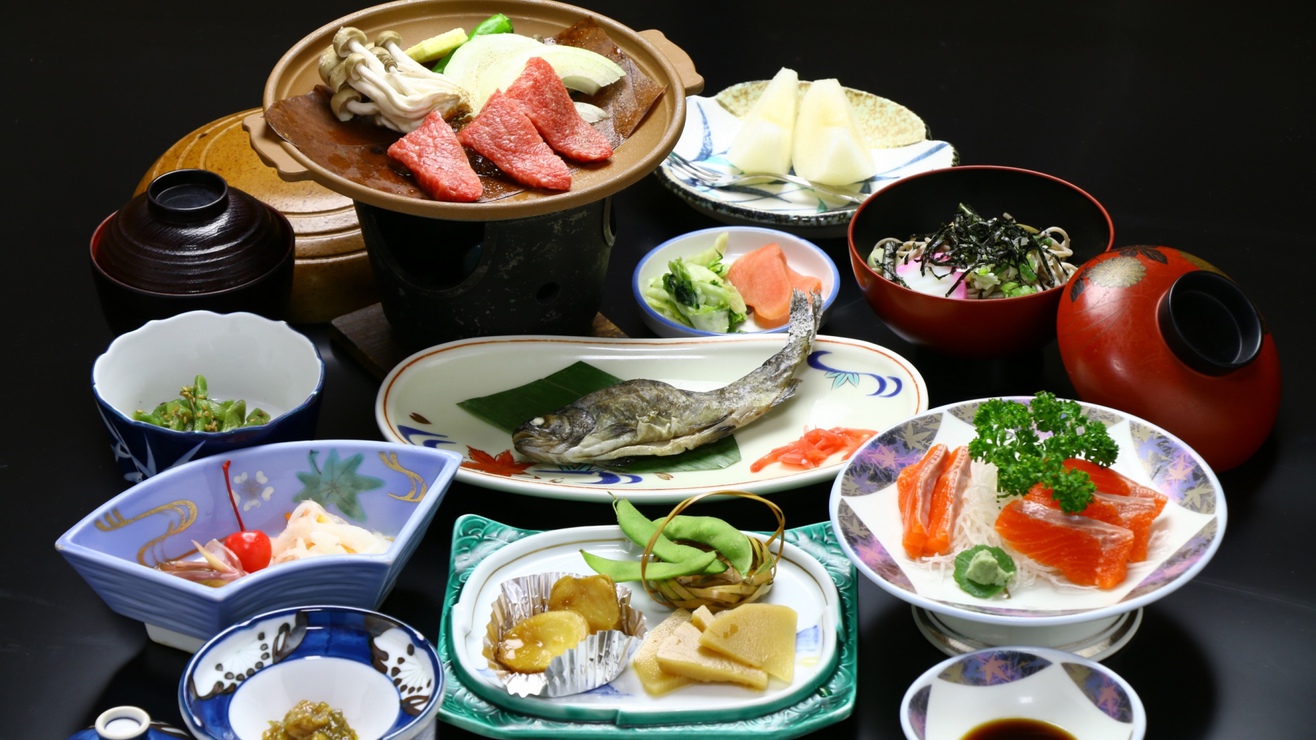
[458,90,572,191]
[505,56,614,162]
[386,110,482,202]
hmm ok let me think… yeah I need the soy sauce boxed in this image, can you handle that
[962,718,1077,739]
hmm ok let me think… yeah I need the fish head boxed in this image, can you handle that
[513,407,596,463]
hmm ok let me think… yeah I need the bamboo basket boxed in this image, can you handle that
[639,490,785,612]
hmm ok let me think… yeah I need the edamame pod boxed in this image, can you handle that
[580,549,719,583]
[659,515,754,575]
[613,498,727,574]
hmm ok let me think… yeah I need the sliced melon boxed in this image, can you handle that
[725,67,799,175]
[792,78,877,186]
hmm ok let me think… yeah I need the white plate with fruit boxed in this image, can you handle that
[655,71,958,237]
[437,514,857,736]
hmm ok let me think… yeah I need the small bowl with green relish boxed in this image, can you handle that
[179,605,444,739]
[632,225,839,338]
[91,310,324,483]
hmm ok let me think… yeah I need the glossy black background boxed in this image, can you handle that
[6,1,1312,737]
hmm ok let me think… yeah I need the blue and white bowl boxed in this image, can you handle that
[92,310,325,483]
[633,225,840,338]
[55,439,461,652]
[901,646,1146,740]
[180,605,442,740]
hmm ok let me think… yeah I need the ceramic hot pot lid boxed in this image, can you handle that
[253,0,701,221]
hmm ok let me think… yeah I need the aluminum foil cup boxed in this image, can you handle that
[483,571,648,697]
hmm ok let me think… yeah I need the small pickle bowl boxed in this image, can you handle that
[484,571,647,697]
[54,439,461,652]
[179,605,442,740]
[632,225,840,338]
[92,310,325,483]
[900,646,1146,740]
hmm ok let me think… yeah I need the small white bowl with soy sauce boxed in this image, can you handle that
[901,646,1145,740]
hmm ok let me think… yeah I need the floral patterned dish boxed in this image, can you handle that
[829,398,1226,655]
[376,334,928,502]
[901,646,1145,740]
[437,515,857,738]
[654,82,958,237]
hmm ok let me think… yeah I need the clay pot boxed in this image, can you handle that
[1056,246,1280,471]
[90,169,295,334]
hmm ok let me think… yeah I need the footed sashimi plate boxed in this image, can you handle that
[829,398,1226,653]
[376,334,928,502]
[438,515,857,737]
[655,81,958,236]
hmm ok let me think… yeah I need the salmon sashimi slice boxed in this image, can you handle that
[457,90,572,191]
[1024,482,1125,525]
[1093,491,1161,561]
[386,110,482,202]
[994,498,1135,589]
[1063,458,1168,517]
[897,443,948,559]
[1024,484,1160,562]
[924,445,971,556]
[504,56,614,163]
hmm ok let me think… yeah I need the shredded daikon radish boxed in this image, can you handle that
[270,500,392,563]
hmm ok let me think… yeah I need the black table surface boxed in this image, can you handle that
[7,1,1313,737]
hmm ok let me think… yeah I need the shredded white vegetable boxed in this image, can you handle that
[270,500,392,563]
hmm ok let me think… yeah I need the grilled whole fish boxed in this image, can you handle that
[513,289,823,465]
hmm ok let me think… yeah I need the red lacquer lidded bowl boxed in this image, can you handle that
[1056,246,1280,471]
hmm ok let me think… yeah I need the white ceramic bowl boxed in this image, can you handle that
[180,605,442,740]
[632,225,839,337]
[55,439,461,652]
[92,310,325,483]
[901,646,1146,740]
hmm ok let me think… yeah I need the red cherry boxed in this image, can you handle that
[224,529,273,572]
[220,459,272,573]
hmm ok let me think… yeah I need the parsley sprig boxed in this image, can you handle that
[967,392,1119,513]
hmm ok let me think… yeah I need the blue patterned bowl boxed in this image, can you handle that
[632,225,840,338]
[900,646,1145,740]
[55,440,461,652]
[180,605,442,740]
[91,311,325,483]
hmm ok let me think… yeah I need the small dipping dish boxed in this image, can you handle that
[901,646,1146,740]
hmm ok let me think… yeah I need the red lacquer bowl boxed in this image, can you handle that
[848,166,1115,358]
[1056,246,1281,471]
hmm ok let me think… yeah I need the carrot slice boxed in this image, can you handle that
[897,444,948,560]
[924,445,971,557]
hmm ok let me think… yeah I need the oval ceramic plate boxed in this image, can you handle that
[655,81,958,237]
[438,515,857,737]
[830,398,1227,626]
[376,334,928,502]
